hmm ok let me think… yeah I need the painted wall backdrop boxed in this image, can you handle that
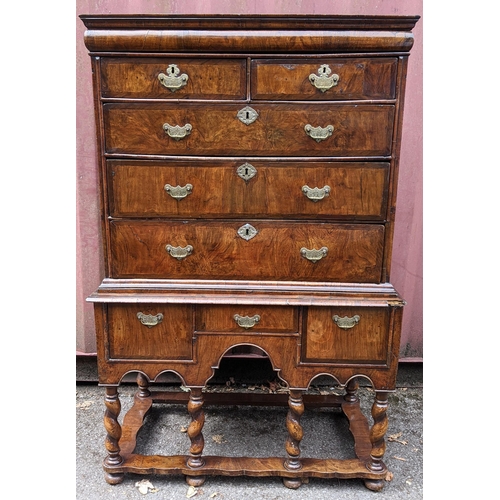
[76,0,423,360]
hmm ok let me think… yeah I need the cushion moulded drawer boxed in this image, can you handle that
[106,304,194,360]
[195,305,299,334]
[302,306,391,364]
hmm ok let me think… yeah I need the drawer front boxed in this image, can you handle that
[303,306,391,364]
[107,304,193,360]
[100,57,246,99]
[251,58,397,100]
[103,103,394,157]
[107,159,389,220]
[195,305,298,334]
[109,220,384,282]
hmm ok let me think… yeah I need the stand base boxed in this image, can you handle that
[102,389,390,491]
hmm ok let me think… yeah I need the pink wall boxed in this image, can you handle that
[76,0,423,361]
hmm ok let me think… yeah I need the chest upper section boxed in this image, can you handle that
[82,15,417,160]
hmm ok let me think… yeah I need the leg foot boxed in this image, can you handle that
[105,472,124,485]
[364,478,385,491]
[283,477,302,489]
[186,475,206,487]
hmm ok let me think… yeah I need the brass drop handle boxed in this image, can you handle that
[158,64,189,92]
[309,64,339,92]
[304,124,334,143]
[165,244,193,260]
[164,183,193,200]
[234,314,261,329]
[163,123,192,140]
[137,312,164,328]
[302,185,331,202]
[333,315,360,330]
[301,247,328,262]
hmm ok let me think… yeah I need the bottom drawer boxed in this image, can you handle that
[302,306,391,364]
[107,304,194,360]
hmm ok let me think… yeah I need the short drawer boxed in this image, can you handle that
[195,305,298,334]
[107,159,389,221]
[251,58,397,100]
[109,220,385,283]
[103,103,394,157]
[100,57,246,99]
[302,306,391,364]
[107,304,193,360]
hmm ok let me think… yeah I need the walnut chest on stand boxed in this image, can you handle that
[80,14,419,492]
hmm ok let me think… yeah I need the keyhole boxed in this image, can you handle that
[322,66,327,74]
[170,66,175,74]
[245,167,249,176]
[245,228,250,236]
[246,111,250,120]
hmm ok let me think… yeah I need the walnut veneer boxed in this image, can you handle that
[81,14,419,492]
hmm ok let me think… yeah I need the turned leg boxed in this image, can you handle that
[283,390,304,489]
[186,388,206,487]
[365,390,389,492]
[136,372,151,398]
[344,378,359,403]
[103,386,124,484]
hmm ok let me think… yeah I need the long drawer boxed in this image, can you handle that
[103,103,394,157]
[109,220,385,282]
[107,159,389,220]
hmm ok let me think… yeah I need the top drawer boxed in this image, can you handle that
[100,57,247,99]
[251,58,397,100]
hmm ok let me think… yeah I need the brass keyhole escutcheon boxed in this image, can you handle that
[237,106,258,125]
[237,163,257,181]
[237,223,258,241]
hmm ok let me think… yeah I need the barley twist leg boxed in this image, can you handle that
[365,390,389,491]
[283,390,304,489]
[186,388,206,486]
[103,386,124,484]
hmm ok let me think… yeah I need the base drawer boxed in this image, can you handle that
[195,305,298,334]
[107,304,194,360]
[302,306,391,364]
